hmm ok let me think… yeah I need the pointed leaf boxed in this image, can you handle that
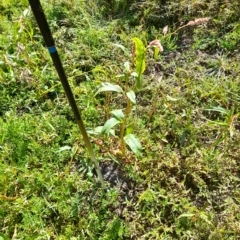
[116,74,125,78]
[101,117,120,135]
[86,126,104,135]
[126,90,136,104]
[57,145,72,153]
[132,37,146,89]
[178,213,195,219]
[205,106,229,115]
[124,134,142,157]
[112,43,126,53]
[111,109,124,120]
[166,95,178,101]
[132,37,146,57]
[95,82,123,96]
[90,126,115,136]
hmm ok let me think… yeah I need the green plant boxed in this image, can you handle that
[95,80,142,157]
[132,37,146,89]
[132,37,164,89]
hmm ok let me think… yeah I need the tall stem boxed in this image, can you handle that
[120,97,131,156]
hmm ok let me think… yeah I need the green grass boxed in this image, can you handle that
[1,0,240,239]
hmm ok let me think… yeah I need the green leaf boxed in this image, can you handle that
[116,74,125,78]
[86,127,102,135]
[166,95,178,101]
[154,47,160,60]
[112,43,126,53]
[91,126,115,136]
[126,126,133,135]
[57,145,72,153]
[95,82,123,96]
[111,109,124,120]
[101,118,120,135]
[204,106,229,115]
[124,134,142,157]
[126,90,136,104]
[178,213,195,219]
[132,37,146,89]
[93,126,104,134]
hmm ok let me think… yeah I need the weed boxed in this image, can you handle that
[94,77,142,158]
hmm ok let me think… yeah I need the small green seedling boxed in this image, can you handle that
[95,81,142,158]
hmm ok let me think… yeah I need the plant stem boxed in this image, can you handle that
[105,92,110,121]
[120,97,131,156]
[162,24,189,40]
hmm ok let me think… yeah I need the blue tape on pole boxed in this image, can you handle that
[48,46,57,53]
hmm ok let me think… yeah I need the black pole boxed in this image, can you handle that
[28,0,105,188]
